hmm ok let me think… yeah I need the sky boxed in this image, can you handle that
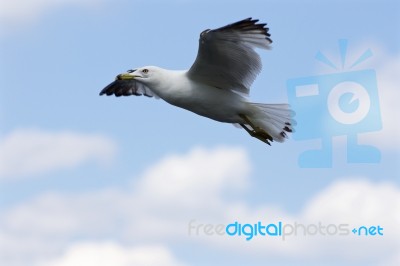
[0,0,399,265]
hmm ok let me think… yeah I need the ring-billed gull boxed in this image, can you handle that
[100,18,294,145]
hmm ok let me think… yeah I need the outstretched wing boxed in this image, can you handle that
[99,79,159,98]
[187,18,272,95]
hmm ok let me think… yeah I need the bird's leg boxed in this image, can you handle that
[239,123,271,145]
[239,114,273,145]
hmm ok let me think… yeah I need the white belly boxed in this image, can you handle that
[164,81,248,123]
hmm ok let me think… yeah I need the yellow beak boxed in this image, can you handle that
[116,73,136,80]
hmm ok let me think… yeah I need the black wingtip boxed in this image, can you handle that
[99,78,157,98]
[99,79,128,97]
[215,17,272,44]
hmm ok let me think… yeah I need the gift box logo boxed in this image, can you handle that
[287,40,382,168]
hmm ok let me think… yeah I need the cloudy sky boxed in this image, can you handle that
[1,0,399,265]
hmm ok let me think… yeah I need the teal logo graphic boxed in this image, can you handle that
[287,40,382,168]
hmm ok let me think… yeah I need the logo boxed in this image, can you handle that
[287,39,382,168]
[188,219,384,241]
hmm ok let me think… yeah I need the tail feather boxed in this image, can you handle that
[248,103,295,143]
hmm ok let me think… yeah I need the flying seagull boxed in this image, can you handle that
[99,18,294,145]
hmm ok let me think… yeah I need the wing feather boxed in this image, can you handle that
[187,18,272,95]
[99,79,159,98]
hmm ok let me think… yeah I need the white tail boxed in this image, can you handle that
[247,103,295,143]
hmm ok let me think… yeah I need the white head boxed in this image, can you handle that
[116,66,164,87]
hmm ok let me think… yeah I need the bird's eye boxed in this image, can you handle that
[142,69,149,74]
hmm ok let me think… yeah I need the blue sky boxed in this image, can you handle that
[1,0,399,265]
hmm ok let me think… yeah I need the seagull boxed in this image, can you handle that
[99,18,294,145]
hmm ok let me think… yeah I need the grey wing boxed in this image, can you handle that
[99,79,159,98]
[187,18,272,95]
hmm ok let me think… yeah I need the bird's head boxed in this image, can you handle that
[116,66,162,86]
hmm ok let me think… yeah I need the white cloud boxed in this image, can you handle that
[358,52,400,150]
[0,146,249,265]
[298,179,400,261]
[303,179,400,225]
[136,146,250,207]
[0,0,108,28]
[193,178,400,262]
[0,129,117,179]
[380,252,400,266]
[0,146,399,265]
[39,242,185,266]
